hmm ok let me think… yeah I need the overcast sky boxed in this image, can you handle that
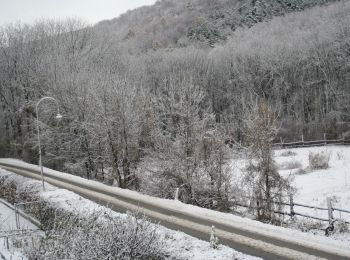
[0,0,158,26]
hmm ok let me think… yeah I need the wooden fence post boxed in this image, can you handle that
[289,194,295,219]
[343,132,345,145]
[324,133,327,145]
[301,135,304,146]
[6,236,9,250]
[327,197,334,225]
[280,137,283,148]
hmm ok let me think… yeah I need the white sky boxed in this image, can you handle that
[0,0,158,26]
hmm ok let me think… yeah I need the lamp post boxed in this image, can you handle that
[36,97,62,191]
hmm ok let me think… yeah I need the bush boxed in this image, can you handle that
[24,210,164,260]
[334,220,349,233]
[280,150,297,157]
[294,168,307,175]
[287,217,323,232]
[308,151,330,169]
[336,150,344,160]
[0,172,164,260]
[278,160,302,170]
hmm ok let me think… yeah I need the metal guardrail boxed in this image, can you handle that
[1,161,350,259]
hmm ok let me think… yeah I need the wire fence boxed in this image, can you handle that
[0,199,42,254]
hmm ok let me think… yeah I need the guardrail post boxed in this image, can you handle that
[324,133,327,145]
[343,132,345,145]
[289,194,295,219]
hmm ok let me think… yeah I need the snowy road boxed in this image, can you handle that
[1,159,350,259]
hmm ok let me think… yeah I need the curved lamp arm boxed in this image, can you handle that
[36,96,61,120]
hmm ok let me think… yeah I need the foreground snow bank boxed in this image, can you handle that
[0,168,258,260]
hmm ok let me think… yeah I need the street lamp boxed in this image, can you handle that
[36,97,62,191]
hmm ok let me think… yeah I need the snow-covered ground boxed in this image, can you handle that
[228,145,350,243]
[0,147,350,259]
[275,146,350,222]
[230,145,350,220]
[0,200,41,260]
[0,168,259,260]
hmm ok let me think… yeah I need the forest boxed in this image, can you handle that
[0,0,349,215]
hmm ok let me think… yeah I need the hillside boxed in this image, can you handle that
[93,0,339,51]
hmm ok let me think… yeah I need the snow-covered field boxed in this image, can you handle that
[0,168,259,260]
[229,145,350,243]
[275,146,350,222]
[230,145,350,220]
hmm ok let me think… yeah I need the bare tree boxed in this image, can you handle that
[243,100,292,221]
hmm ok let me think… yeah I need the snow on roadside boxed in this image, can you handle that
[0,168,259,260]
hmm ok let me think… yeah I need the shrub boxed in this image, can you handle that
[278,160,302,170]
[280,150,297,157]
[334,220,349,233]
[24,210,164,260]
[308,151,330,170]
[287,217,323,232]
[0,172,164,260]
[294,168,307,175]
[336,150,344,160]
